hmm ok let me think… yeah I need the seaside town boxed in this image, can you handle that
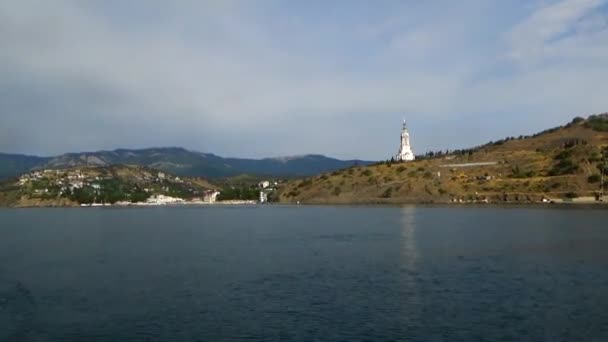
[13,166,265,207]
[12,164,286,207]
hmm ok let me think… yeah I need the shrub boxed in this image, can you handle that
[512,165,536,178]
[298,179,313,188]
[565,192,578,199]
[361,169,372,177]
[585,114,608,132]
[380,187,392,198]
[548,159,579,176]
[589,153,602,163]
[332,186,341,196]
[554,150,572,160]
[588,174,601,183]
[396,166,406,173]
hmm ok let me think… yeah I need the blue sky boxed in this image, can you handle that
[1,0,608,159]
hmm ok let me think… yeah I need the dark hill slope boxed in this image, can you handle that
[0,154,49,180]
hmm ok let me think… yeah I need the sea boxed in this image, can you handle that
[0,205,607,341]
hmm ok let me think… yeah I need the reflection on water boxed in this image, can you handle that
[399,205,423,331]
[400,205,419,268]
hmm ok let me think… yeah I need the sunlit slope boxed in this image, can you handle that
[279,115,608,204]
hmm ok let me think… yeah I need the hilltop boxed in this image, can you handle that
[0,148,372,180]
[0,165,218,207]
[278,114,608,204]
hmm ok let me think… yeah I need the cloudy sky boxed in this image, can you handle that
[1,0,608,160]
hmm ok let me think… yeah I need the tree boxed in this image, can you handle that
[71,187,95,204]
[571,117,584,124]
[130,189,149,203]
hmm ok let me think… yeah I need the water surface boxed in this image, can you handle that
[1,206,607,341]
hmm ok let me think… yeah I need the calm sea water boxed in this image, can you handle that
[1,206,607,341]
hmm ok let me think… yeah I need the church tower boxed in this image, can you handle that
[396,120,415,161]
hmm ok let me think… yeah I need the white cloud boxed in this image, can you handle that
[506,0,607,63]
[1,1,608,159]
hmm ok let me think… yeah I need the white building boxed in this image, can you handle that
[396,120,415,162]
[146,194,184,205]
[203,190,221,203]
[259,191,268,203]
[69,181,84,190]
[258,181,270,189]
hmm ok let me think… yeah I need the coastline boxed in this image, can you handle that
[80,200,258,207]
[3,198,606,208]
[2,198,259,208]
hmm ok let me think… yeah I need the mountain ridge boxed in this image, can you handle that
[0,147,373,180]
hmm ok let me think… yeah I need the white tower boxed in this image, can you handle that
[396,120,415,161]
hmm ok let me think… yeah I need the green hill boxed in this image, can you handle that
[278,114,608,204]
[0,165,218,207]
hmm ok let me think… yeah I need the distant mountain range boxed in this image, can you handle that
[0,147,373,180]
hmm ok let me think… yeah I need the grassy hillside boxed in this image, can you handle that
[278,114,608,204]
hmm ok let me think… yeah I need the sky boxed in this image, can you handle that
[1,0,608,160]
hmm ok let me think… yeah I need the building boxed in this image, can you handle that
[146,194,184,205]
[203,190,221,203]
[259,191,268,203]
[258,181,270,189]
[396,120,415,162]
